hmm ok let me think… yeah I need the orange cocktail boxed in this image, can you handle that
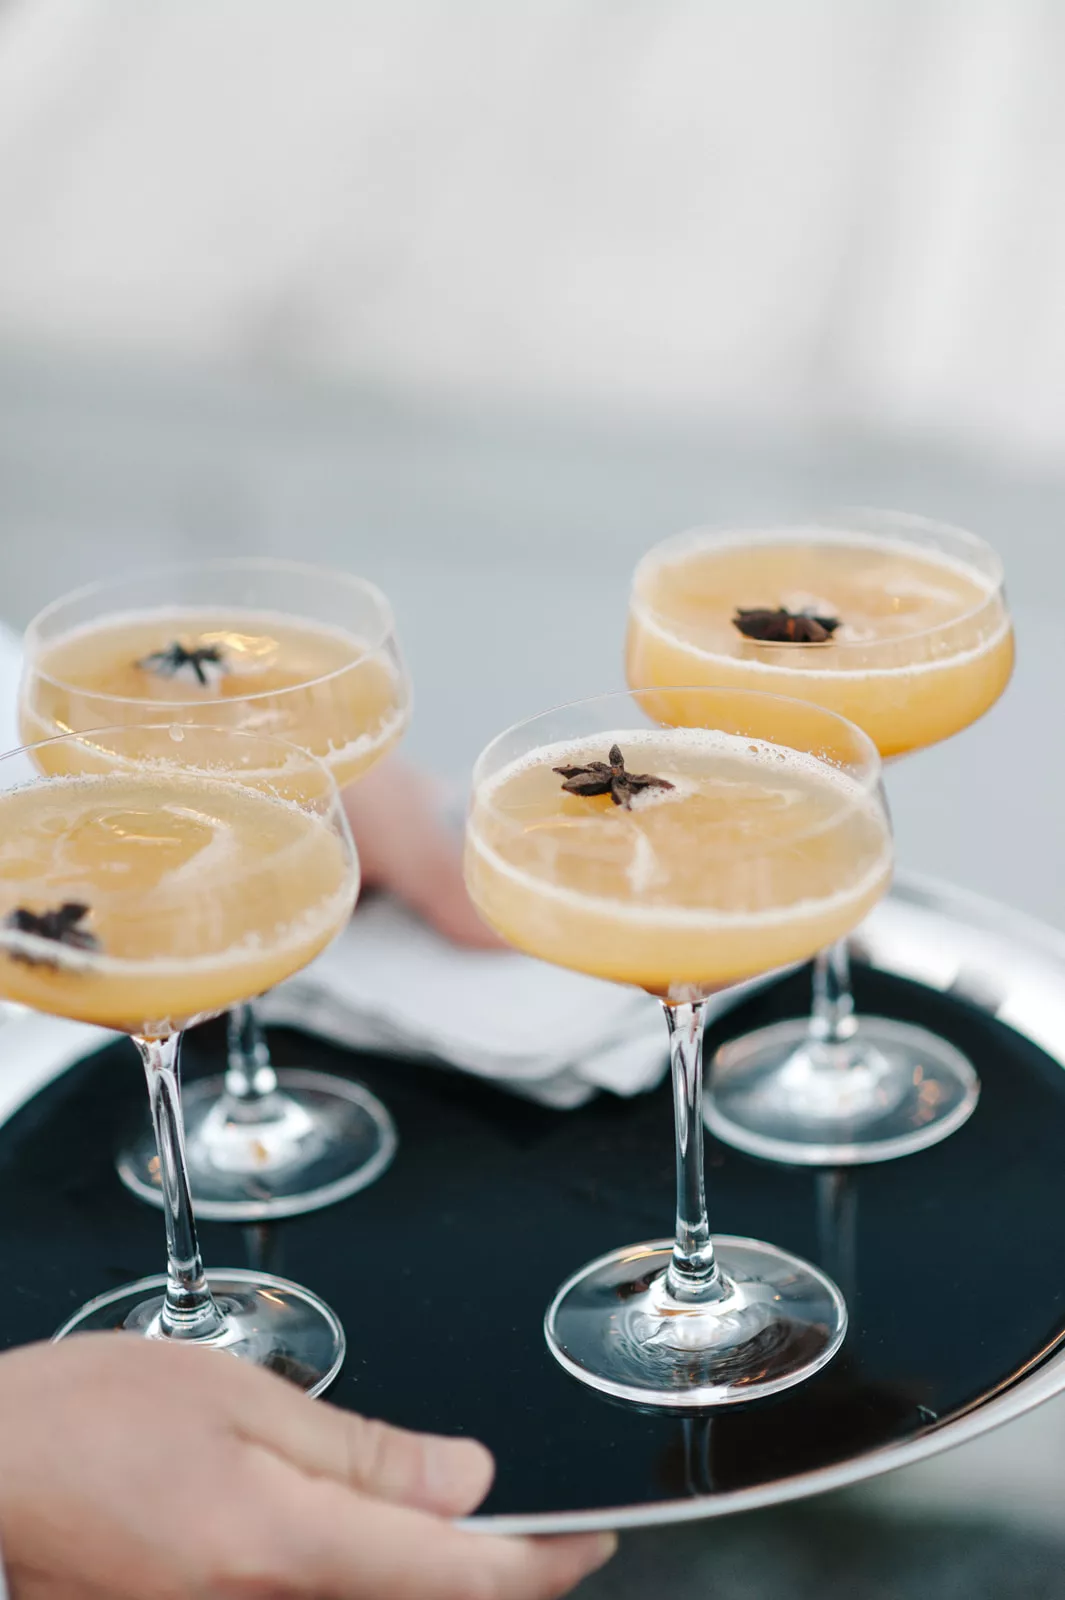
[626,513,1012,1167]
[467,728,889,993]
[0,724,358,1395]
[466,688,891,1410]
[628,526,1013,757]
[23,605,407,788]
[0,767,355,1034]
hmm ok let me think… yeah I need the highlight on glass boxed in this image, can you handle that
[0,723,359,1393]
[464,687,893,1407]
[628,511,1013,1165]
[21,559,411,1219]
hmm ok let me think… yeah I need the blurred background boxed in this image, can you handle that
[1,3,1064,1594]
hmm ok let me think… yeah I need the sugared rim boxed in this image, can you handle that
[23,558,401,708]
[631,508,1008,650]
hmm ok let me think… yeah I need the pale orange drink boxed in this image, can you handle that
[627,522,1013,757]
[467,729,890,994]
[0,767,357,1034]
[22,606,408,787]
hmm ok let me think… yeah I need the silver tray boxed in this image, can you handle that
[1,871,1063,1536]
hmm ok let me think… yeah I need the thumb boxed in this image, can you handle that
[233,1369,494,1516]
[331,1412,495,1516]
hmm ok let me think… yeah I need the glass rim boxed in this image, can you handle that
[631,507,1008,649]
[0,719,344,803]
[23,557,400,708]
[472,682,884,795]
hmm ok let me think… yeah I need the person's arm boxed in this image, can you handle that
[0,1335,614,1599]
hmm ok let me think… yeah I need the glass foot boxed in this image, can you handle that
[707,1016,980,1166]
[53,1268,345,1396]
[116,1068,397,1221]
[544,1236,846,1408]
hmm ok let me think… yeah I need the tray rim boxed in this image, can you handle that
[470,870,1065,1533]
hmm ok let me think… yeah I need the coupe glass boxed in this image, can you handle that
[465,687,892,1407]
[627,511,1013,1165]
[0,724,359,1392]
[21,559,411,1217]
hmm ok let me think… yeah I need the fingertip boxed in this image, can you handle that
[459,910,510,951]
[539,1530,619,1592]
[480,1529,618,1600]
[556,1531,618,1572]
[423,1433,495,1514]
[590,1530,618,1567]
[435,900,509,951]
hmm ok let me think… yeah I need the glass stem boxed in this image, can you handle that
[664,1000,721,1302]
[808,938,858,1048]
[135,1032,224,1338]
[224,1001,279,1107]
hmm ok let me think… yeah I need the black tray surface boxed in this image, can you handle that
[1,964,1063,1522]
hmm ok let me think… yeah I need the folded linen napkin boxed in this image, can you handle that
[259,895,670,1108]
[0,1008,111,1125]
[259,894,794,1107]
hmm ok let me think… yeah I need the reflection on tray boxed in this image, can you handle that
[655,1360,923,1499]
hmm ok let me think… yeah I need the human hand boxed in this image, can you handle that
[0,1335,615,1599]
[344,757,504,949]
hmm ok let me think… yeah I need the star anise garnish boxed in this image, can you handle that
[554,743,675,811]
[3,902,100,967]
[137,642,228,687]
[732,607,840,644]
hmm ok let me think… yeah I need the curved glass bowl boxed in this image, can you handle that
[466,686,892,1407]
[21,560,411,1217]
[0,722,358,1391]
[627,510,1012,1164]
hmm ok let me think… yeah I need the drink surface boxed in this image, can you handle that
[0,770,357,1033]
[22,608,409,788]
[627,536,1014,757]
[465,729,891,991]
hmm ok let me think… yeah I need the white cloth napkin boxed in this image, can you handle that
[0,1008,112,1124]
[259,895,669,1108]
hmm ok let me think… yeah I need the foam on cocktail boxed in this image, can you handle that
[466,726,891,993]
